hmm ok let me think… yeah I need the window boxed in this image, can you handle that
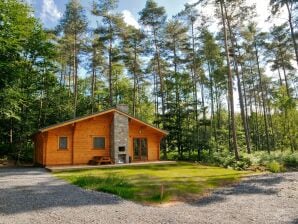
[93,137,105,149]
[59,137,68,150]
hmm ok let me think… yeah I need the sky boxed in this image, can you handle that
[25,0,287,31]
[25,0,190,29]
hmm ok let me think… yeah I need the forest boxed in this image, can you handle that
[0,0,297,170]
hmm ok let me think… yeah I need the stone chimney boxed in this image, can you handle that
[111,105,129,164]
[116,104,129,113]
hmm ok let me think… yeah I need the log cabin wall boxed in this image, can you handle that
[43,113,113,166]
[34,109,165,166]
[128,119,163,161]
[46,125,73,165]
[72,113,112,164]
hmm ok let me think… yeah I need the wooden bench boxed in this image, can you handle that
[89,156,112,165]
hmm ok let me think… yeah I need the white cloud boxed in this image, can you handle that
[122,10,140,29]
[41,0,62,24]
[187,0,287,32]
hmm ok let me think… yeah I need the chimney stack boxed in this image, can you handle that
[116,104,129,113]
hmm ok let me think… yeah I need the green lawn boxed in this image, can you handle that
[55,162,253,203]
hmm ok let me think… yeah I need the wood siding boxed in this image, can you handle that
[129,119,163,162]
[72,114,112,164]
[35,111,164,166]
[46,125,73,165]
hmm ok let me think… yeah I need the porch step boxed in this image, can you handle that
[46,161,177,172]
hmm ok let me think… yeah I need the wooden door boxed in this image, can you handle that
[133,138,148,161]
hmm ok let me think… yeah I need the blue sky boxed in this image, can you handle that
[25,0,286,32]
[26,0,190,29]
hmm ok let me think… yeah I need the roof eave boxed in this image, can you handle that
[37,108,168,135]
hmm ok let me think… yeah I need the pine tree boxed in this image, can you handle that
[92,0,126,107]
[57,0,87,118]
[164,19,189,159]
[122,26,146,117]
[139,0,167,125]
[270,0,298,66]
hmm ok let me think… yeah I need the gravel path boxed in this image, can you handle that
[0,168,297,224]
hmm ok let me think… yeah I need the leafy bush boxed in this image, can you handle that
[282,152,298,168]
[200,150,251,170]
[173,148,297,171]
[233,157,251,170]
[243,150,298,171]
[266,160,285,173]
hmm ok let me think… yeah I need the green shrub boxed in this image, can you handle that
[233,159,251,170]
[200,150,251,170]
[266,160,285,173]
[282,153,298,168]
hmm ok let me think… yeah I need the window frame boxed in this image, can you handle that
[92,136,106,150]
[58,136,68,150]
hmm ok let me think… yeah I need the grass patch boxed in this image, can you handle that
[266,161,285,173]
[55,162,253,204]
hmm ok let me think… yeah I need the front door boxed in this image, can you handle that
[133,138,148,161]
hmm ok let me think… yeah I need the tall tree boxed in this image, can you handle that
[92,0,125,107]
[178,3,201,158]
[139,0,167,124]
[222,0,255,153]
[218,0,239,160]
[266,23,295,98]
[122,26,146,117]
[200,29,224,152]
[139,0,168,157]
[270,0,298,66]
[164,19,189,159]
[57,0,87,118]
[0,0,63,162]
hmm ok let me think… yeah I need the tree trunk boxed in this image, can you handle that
[239,63,251,152]
[220,0,239,160]
[152,29,167,158]
[285,2,298,66]
[224,12,251,154]
[191,21,200,160]
[281,57,291,98]
[209,63,218,151]
[132,41,137,117]
[254,40,270,153]
[91,47,96,113]
[73,33,78,118]
[108,28,113,107]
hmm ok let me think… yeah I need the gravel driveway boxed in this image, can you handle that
[0,168,297,224]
